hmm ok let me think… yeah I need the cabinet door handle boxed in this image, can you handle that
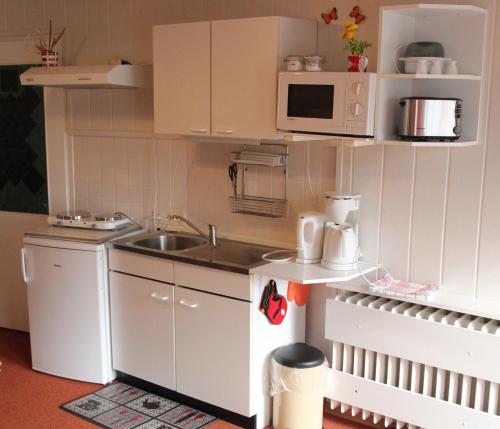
[150,292,169,303]
[21,248,29,284]
[178,298,199,310]
[214,129,234,135]
[189,128,208,134]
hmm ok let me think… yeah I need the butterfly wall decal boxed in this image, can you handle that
[349,6,367,24]
[321,7,338,25]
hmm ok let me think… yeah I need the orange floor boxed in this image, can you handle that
[0,328,365,429]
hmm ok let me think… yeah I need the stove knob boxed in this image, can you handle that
[350,103,364,116]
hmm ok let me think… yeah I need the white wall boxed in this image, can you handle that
[0,213,46,331]
[0,39,68,331]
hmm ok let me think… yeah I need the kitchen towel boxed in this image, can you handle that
[369,273,439,298]
[287,281,311,306]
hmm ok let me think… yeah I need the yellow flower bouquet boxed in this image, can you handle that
[341,20,371,56]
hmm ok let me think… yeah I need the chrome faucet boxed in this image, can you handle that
[165,214,217,247]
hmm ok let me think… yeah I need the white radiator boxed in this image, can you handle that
[325,290,500,429]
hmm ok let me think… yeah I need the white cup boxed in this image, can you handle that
[446,60,458,75]
[416,59,428,74]
[430,59,443,74]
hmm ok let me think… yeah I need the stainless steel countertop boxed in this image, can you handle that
[112,230,279,275]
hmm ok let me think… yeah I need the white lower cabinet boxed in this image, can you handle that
[109,248,306,428]
[175,286,251,415]
[109,271,175,390]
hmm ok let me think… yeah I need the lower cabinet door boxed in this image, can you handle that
[175,287,251,415]
[110,272,175,390]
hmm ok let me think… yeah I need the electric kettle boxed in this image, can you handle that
[321,223,358,270]
[296,212,325,264]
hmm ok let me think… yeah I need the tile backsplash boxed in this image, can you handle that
[72,133,335,246]
[73,136,156,221]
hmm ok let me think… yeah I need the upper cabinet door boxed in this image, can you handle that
[211,18,280,140]
[153,22,211,136]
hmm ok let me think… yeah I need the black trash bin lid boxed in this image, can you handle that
[274,343,325,369]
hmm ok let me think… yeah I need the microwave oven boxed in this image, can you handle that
[277,72,377,137]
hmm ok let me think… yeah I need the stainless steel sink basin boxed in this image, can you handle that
[131,234,206,252]
[114,230,277,274]
[182,241,269,268]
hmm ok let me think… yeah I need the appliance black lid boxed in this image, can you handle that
[273,343,325,369]
[400,96,462,101]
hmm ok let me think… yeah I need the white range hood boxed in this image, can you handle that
[20,64,152,89]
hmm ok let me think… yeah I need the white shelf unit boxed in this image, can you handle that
[381,73,482,81]
[250,261,379,285]
[327,276,500,321]
[279,132,375,147]
[375,4,489,148]
[377,138,478,148]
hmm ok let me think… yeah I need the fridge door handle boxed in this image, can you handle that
[21,248,29,283]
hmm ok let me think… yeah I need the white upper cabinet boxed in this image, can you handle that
[212,17,279,140]
[154,17,317,140]
[153,22,211,136]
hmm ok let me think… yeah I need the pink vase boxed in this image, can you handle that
[348,55,368,72]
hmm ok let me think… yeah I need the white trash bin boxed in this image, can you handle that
[271,343,328,429]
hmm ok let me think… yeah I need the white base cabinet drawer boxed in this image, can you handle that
[109,249,174,284]
[175,286,251,415]
[110,272,175,390]
[175,262,251,301]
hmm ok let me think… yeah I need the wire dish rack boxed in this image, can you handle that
[230,195,287,218]
[229,144,288,218]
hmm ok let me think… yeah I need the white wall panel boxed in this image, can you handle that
[441,146,485,296]
[64,0,88,65]
[87,0,109,64]
[108,0,132,63]
[90,90,112,130]
[69,89,90,129]
[4,0,25,34]
[378,146,414,280]
[409,148,448,285]
[352,146,384,264]
[111,90,135,131]
[247,0,276,17]
[477,2,500,300]
[133,90,154,131]
[45,0,66,31]
[25,0,44,33]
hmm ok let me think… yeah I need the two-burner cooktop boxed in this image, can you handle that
[47,210,131,230]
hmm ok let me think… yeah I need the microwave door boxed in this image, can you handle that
[278,80,346,134]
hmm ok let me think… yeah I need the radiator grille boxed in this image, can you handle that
[330,291,500,428]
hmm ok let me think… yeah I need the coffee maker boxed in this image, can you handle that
[321,193,361,271]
